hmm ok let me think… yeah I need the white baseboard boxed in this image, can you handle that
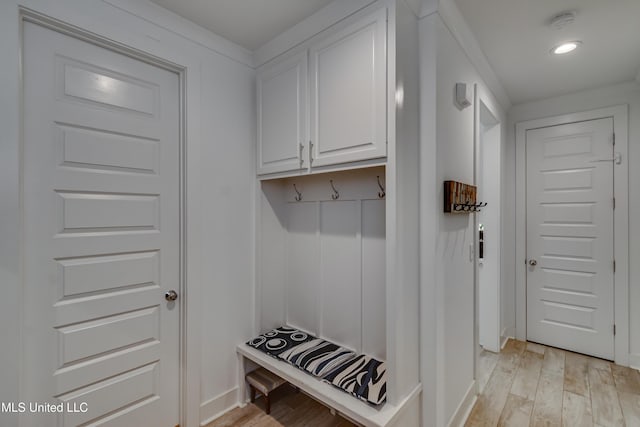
[447,380,477,427]
[200,388,239,426]
[630,354,640,371]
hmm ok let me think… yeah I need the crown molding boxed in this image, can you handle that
[102,0,253,67]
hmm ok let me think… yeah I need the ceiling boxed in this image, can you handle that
[149,0,640,105]
[454,0,640,105]
[149,0,335,51]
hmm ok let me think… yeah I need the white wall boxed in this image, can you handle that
[436,16,476,423]
[506,81,640,369]
[198,47,256,420]
[257,169,387,359]
[0,1,255,426]
[420,11,506,426]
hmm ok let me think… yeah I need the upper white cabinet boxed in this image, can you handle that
[257,51,307,175]
[256,9,387,175]
[309,8,387,168]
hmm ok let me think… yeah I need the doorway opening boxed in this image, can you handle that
[474,89,503,394]
[476,99,501,354]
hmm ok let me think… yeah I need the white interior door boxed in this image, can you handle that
[526,118,614,360]
[22,22,180,426]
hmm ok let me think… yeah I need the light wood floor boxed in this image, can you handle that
[205,385,357,427]
[466,339,640,427]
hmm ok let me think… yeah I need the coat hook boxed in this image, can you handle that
[376,176,385,198]
[330,179,339,200]
[293,184,302,201]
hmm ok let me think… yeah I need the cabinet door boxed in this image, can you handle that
[309,9,387,167]
[257,51,308,174]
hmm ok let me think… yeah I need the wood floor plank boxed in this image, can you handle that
[496,340,526,374]
[526,342,546,355]
[501,339,526,357]
[465,364,517,427]
[510,350,543,400]
[611,364,640,394]
[564,352,590,397]
[207,404,264,427]
[205,385,354,427]
[562,391,593,427]
[618,391,640,426]
[478,349,500,393]
[587,356,612,373]
[541,347,565,376]
[497,394,533,427]
[588,364,625,427]
[530,370,563,427]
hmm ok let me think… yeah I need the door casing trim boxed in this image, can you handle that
[515,105,629,365]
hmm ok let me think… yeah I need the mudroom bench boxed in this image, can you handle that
[237,342,420,427]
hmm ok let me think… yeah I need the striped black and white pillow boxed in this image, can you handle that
[278,339,356,377]
[246,326,314,358]
[322,355,387,405]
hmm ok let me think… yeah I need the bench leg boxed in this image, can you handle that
[237,353,248,407]
[250,385,256,403]
[265,393,271,415]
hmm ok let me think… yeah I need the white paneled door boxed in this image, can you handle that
[22,22,180,426]
[526,118,614,360]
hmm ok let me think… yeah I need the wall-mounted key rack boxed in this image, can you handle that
[443,180,487,213]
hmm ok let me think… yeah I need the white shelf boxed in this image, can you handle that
[237,344,420,427]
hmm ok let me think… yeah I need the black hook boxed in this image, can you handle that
[376,176,385,198]
[293,184,302,202]
[330,180,339,200]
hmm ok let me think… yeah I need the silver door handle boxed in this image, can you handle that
[589,152,622,165]
[165,290,178,301]
[529,259,537,266]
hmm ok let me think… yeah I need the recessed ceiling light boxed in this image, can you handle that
[552,41,582,55]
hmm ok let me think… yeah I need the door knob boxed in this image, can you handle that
[529,259,537,266]
[165,290,178,301]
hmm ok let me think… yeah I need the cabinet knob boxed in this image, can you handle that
[165,290,178,301]
[529,259,537,267]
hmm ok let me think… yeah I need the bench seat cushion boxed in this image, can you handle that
[246,326,314,357]
[278,338,357,377]
[322,355,387,405]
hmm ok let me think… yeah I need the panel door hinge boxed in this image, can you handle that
[613,197,616,210]
[613,133,616,146]
[613,260,616,273]
[613,324,616,336]
[309,140,314,165]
